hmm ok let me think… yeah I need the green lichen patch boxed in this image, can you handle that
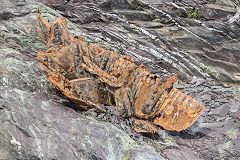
[188,9,200,19]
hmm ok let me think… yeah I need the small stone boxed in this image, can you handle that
[214,102,221,106]
[196,86,204,92]
[174,84,185,89]
[206,78,215,82]
[212,87,231,92]
[225,93,233,97]
[201,119,235,133]
[97,113,105,119]
[90,111,98,117]
[203,87,211,93]
[229,100,240,113]
[233,112,240,120]
[120,123,126,130]
[216,117,225,122]
[211,86,223,90]
[91,155,102,160]
[215,98,229,103]
[191,77,205,86]
[196,79,205,86]
[201,94,212,101]
[158,129,165,136]
[211,103,230,117]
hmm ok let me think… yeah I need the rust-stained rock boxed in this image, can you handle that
[36,10,206,133]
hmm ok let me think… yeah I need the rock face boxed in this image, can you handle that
[0,0,240,160]
[0,88,164,160]
[37,0,240,86]
[0,0,164,159]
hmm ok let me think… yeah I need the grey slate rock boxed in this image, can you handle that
[211,103,230,117]
[0,0,240,160]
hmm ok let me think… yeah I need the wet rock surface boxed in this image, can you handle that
[0,0,239,160]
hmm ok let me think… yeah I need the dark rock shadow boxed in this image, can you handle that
[62,99,86,112]
[166,126,213,140]
[50,90,86,112]
[140,132,161,140]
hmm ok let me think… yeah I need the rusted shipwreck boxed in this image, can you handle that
[36,10,206,133]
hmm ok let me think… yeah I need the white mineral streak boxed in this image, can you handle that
[229,8,240,23]
[170,2,186,11]
[10,137,22,155]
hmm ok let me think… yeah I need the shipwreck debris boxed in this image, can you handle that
[36,9,206,133]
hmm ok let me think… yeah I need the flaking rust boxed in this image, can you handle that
[36,10,206,133]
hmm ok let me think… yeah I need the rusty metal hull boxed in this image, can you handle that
[36,10,206,133]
